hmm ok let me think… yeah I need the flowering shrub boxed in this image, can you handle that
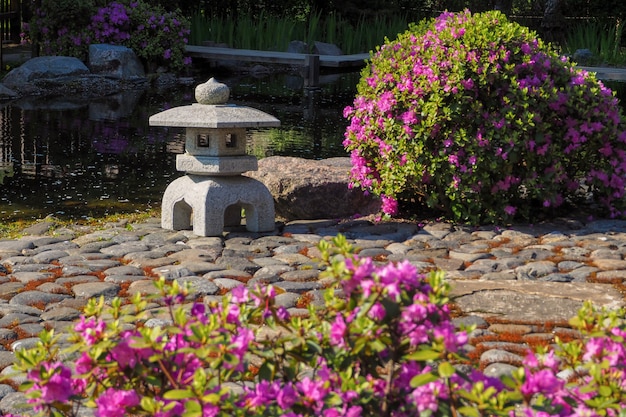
[343,10,626,223]
[3,235,626,416]
[26,0,97,60]
[90,1,191,72]
[26,0,190,72]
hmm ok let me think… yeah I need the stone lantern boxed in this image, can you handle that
[149,78,280,236]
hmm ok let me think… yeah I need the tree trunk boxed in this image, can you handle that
[541,0,566,45]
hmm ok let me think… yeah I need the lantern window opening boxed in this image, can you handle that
[226,133,237,148]
[197,133,210,148]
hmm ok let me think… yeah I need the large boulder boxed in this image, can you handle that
[89,44,145,79]
[0,46,150,101]
[2,56,89,87]
[313,41,342,56]
[245,156,380,220]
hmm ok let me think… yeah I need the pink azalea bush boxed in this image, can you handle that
[26,0,190,72]
[343,10,626,223]
[3,235,626,416]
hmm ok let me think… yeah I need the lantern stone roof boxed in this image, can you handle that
[149,77,280,129]
[149,103,281,129]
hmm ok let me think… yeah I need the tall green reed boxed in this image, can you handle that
[189,11,409,54]
[564,19,626,65]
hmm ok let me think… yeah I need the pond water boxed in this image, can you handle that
[0,71,360,222]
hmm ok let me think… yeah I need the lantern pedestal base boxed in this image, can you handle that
[161,174,275,237]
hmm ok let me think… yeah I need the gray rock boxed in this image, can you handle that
[567,266,599,282]
[0,83,17,99]
[272,243,307,255]
[9,290,70,307]
[101,241,150,257]
[572,48,595,65]
[152,265,194,280]
[247,275,281,286]
[168,248,222,263]
[211,278,244,290]
[103,265,144,276]
[287,40,308,54]
[3,56,89,87]
[479,349,524,366]
[56,275,100,285]
[10,271,56,284]
[273,281,321,293]
[274,292,300,308]
[127,280,161,296]
[178,261,223,275]
[254,264,293,280]
[0,240,34,252]
[0,282,23,299]
[245,156,379,220]
[104,275,148,284]
[539,273,574,282]
[61,265,95,276]
[37,282,70,296]
[452,315,489,329]
[0,382,14,398]
[21,220,56,235]
[465,258,523,273]
[313,41,342,55]
[89,43,145,79]
[0,313,41,327]
[32,250,70,263]
[62,259,121,271]
[483,363,519,379]
[448,250,490,262]
[280,269,319,282]
[451,281,624,322]
[72,282,120,299]
[0,391,27,415]
[480,271,517,281]
[40,307,81,321]
[215,257,261,274]
[515,261,558,280]
[176,277,219,296]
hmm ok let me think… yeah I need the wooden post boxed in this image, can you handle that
[304,54,320,88]
[9,0,19,42]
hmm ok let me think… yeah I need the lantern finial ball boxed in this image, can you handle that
[195,78,230,105]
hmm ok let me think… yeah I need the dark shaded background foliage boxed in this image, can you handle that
[23,0,626,48]
[145,0,626,49]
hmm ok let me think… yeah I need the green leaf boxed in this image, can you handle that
[599,385,613,397]
[163,389,195,400]
[438,361,455,378]
[140,397,158,413]
[258,361,275,381]
[182,399,202,417]
[410,371,439,388]
[406,348,441,361]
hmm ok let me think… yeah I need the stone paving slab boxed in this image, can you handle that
[450,280,624,323]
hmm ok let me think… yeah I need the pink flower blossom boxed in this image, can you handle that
[504,205,517,216]
[381,195,398,215]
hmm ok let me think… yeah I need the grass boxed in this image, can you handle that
[189,11,410,55]
[0,208,160,240]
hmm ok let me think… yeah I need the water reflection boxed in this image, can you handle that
[0,72,357,221]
